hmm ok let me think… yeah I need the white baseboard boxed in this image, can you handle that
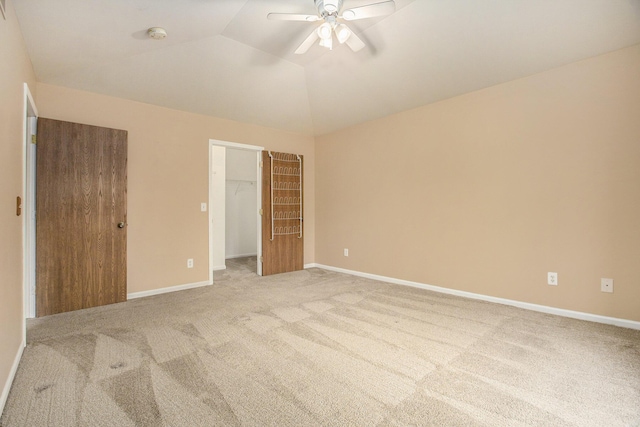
[212,265,227,271]
[226,253,257,259]
[1,339,25,415]
[127,280,212,300]
[309,264,640,331]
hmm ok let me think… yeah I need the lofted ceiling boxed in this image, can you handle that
[14,0,640,136]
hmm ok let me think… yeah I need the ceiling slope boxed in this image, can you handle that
[13,0,640,136]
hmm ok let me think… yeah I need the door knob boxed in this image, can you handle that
[118,222,126,228]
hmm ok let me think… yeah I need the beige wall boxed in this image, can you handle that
[316,45,640,322]
[35,83,315,294]
[0,1,37,408]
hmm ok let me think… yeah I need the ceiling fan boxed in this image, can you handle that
[267,0,396,54]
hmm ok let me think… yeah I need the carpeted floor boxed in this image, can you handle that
[2,257,640,426]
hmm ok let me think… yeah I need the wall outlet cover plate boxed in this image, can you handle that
[601,278,613,293]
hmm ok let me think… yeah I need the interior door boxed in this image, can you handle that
[36,118,128,317]
[261,151,303,276]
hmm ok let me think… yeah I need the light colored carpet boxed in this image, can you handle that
[2,257,639,426]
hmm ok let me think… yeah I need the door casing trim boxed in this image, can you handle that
[22,83,38,325]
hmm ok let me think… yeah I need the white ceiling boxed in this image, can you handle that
[14,0,640,136]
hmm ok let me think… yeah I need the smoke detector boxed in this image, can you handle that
[147,27,167,40]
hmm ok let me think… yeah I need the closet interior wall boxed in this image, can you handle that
[225,148,258,259]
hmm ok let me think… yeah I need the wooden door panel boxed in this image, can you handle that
[261,151,303,276]
[36,118,127,317]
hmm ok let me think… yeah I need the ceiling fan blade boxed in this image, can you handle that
[342,1,396,21]
[295,29,320,54]
[344,31,365,52]
[267,13,320,22]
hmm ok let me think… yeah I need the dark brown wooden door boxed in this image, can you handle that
[36,118,128,317]
[261,151,303,276]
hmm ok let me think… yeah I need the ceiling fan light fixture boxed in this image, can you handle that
[317,22,332,39]
[319,36,333,50]
[335,24,351,44]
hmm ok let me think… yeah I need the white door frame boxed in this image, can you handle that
[22,83,38,328]
[208,139,264,280]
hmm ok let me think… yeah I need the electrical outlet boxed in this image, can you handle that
[547,272,558,286]
[187,258,194,268]
[344,248,349,257]
[601,278,613,293]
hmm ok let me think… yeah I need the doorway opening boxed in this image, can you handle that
[208,140,264,279]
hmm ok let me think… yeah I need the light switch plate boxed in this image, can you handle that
[201,203,207,212]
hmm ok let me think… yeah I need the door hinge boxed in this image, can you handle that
[259,209,263,215]
[31,135,37,144]
[259,160,263,168]
[259,256,264,262]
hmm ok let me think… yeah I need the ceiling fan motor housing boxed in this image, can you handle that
[315,0,343,16]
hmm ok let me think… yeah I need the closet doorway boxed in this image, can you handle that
[209,140,264,277]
